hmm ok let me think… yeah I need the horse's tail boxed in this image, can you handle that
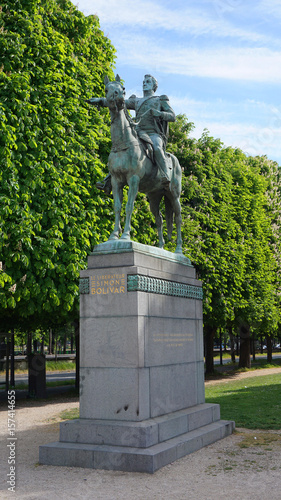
[165,196,174,240]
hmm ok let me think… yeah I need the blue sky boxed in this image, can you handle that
[77,0,281,164]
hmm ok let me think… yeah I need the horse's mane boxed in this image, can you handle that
[105,79,138,140]
[124,105,138,139]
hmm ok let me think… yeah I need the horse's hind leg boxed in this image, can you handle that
[109,177,123,240]
[169,189,182,253]
[173,196,182,253]
[170,166,183,254]
[149,193,165,249]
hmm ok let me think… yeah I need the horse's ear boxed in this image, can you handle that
[104,75,110,85]
[115,74,121,82]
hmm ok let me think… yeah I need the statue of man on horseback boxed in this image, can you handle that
[87,74,176,189]
[86,74,183,253]
[126,74,176,185]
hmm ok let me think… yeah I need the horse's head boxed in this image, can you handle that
[104,75,125,111]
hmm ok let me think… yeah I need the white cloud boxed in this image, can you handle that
[194,121,281,162]
[171,96,281,123]
[168,95,281,162]
[115,35,281,82]
[258,0,281,18]
[76,0,281,163]
[78,0,269,43]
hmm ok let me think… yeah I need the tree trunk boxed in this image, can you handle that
[10,332,15,387]
[252,337,256,362]
[74,320,80,390]
[224,333,227,353]
[63,333,67,354]
[229,326,236,363]
[33,339,38,353]
[41,337,44,354]
[70,332,74,354]
[49,328,52,355]
[54,330,58,362]
[27,331,32,356]
[5,340,10,391]
[239,323,251,368]
[205,325,216,374]
[219,329,223,366]
[266,334,273,363]
[236,336,239,356]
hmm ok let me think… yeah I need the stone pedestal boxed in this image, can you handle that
[39,241,234,473]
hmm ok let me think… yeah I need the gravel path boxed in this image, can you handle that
[0,368,280,500]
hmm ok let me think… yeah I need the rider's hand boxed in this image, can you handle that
[86,98,100,106]
[150,109,162,117]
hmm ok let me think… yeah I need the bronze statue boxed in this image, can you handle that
[86,75,182,253]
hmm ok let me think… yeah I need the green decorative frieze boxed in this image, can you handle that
[127,274,203,300]
[79,277,90,294]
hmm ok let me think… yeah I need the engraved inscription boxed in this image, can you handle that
[91,274,126,295]
[153,332,193,348]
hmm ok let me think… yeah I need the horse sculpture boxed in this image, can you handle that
[95,75,183,254]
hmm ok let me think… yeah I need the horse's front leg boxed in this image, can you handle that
[121,175,140,240]
[109,177,123,240]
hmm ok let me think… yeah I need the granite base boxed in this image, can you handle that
[39,403,234,473]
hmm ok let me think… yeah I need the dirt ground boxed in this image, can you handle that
[0,367,280,500]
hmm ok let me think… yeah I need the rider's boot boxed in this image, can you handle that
[96,173,112,194]
[156,155,171,188]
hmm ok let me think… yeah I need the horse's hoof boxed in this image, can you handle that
[120,232,130,241]
[175,246,183,254]
[108,233,119,241]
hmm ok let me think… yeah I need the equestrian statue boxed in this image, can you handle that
[86,74,183,254]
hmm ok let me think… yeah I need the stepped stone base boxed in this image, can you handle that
[39,242,234,473]
[39,403,235,473]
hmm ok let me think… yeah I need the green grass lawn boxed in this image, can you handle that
[209,358,281,373]
[213,351,281,361]
[0,360,75,376]
[205,372,281,429]
[45,360,75,371]
[2,359,280,432]
[61,371,281,428]
[14,380,75,390]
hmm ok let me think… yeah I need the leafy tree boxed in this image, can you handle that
[169,115,281,372]
[0,0,115,329]
[229,156,279,367]
[170,117,245,371]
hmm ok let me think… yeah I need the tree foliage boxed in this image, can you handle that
[1,0,280,363]
[0,0,115,328]
[169,115,281,369]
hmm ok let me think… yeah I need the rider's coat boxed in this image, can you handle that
[125,94,175,146]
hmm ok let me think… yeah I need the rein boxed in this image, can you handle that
[109,94,139,153]
[111,139,139,153]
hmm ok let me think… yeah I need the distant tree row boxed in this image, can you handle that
[168,115,281,372]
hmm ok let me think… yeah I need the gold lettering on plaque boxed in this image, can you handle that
[91,274,126,295]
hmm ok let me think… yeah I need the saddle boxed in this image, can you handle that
[137,130,155,163]
[96,131,172,194]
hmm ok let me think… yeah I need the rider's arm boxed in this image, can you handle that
[86,97,108,107]
[159,95,176,122]
[125,94,137,110]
